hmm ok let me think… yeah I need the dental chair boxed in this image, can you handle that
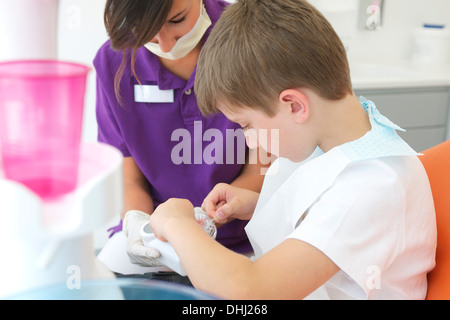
[420,140,450,300]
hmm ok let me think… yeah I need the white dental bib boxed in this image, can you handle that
[244,98,436,299]
[246,97,418,257]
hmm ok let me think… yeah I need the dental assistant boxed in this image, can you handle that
[94,0,265,273]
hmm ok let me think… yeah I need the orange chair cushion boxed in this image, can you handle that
[420,140,450,300]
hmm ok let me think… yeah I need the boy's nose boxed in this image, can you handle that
[244,129,259,150]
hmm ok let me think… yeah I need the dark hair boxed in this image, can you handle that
[195,0,352,116]
[104,0,174,103]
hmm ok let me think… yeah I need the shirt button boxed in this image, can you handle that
[184,89,192,95]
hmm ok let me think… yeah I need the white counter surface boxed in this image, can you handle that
[350,59,450,90]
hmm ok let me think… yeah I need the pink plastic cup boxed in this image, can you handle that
[0,60,90,199]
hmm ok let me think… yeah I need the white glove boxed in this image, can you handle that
[123,210,161,267]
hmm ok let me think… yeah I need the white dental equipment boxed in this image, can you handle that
[0,0,59,61]
[0,142,123,298]
[0,0,124,298]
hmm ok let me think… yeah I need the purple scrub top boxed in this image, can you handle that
[94,0,252,253]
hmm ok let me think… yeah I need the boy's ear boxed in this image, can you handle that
[279,89,310,123]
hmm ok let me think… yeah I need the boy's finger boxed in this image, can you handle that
[215,202,234,222]
[203,198,218,218]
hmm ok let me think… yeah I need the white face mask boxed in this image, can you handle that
[144,0,212,60]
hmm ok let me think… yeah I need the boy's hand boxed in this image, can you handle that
[149,198,196,242]
[201,183,259,224]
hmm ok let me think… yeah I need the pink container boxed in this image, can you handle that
[0,60,90,199]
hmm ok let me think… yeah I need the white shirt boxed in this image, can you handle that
[245,98,437,300]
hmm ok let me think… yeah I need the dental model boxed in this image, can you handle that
[140,207,217,275]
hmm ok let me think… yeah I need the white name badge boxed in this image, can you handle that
[134,85,174,103]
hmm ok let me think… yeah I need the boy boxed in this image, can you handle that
[148,0,436,299]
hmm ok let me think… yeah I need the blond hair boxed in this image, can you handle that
[195,0,353,116]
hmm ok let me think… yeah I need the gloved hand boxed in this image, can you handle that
[123,210,161,267]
